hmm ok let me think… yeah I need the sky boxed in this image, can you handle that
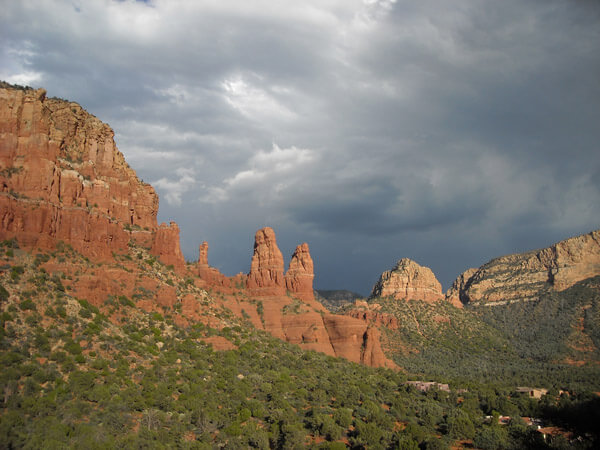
[1,0,599,295]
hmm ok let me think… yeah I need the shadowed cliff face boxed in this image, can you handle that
[447,229,600,306]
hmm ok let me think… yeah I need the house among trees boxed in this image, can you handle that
[516,387,548,399]
[406,381,450,392]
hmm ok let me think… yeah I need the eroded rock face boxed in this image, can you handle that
[322,314,396,368]
[198,241,209,266]
[285,243,315,303]
[445,268,476,308]
[0,86,158,257]
[246,227,286,296]
[452,229,600,306]
[371,258,444,303]
[150,222,185,270]
[348,308,399,330]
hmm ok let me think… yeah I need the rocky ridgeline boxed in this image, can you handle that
[0,84,394,369]
[446,230,600,306]
[369,231,599,308]
[0,85,183,267]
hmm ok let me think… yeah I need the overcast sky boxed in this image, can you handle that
[2,0,599,295]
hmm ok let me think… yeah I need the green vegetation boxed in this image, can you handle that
[477,277,600,365]
[363,281,600,391]
[0,242,598,448]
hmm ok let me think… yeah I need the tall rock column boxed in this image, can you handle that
[196,240,231,286]
[150,222,185,271]
[285,243,315,303]
[247,227,286,296]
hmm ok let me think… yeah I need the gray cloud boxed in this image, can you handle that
[2,0,599,294]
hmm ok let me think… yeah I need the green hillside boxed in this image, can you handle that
[365,278,600,391]
[474,277,600,384]
[1,241,599,448]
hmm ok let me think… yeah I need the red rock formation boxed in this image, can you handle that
[371,258,444,303]
[246,227,286,296]
[0,85,395,370]
[322,314,396,368]
[362,327,391,368]
[285,243,315,303]
[151,221,185,270]
[0,86,157,257]
[196,240,240,287]
[348,308,399,330]
[281,312,337,356]
[198,241,209,266]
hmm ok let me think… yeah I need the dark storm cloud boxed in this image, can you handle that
[1,0,599,292]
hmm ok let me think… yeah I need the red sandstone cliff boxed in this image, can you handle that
[0,86,166,259]
[150,221,185,270]
[0,84,394,369]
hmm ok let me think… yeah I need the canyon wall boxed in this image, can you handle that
[0,86,159,258]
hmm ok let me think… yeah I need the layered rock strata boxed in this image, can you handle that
[0,84,394,369]
[449,230,600,306]
[246,227,286,296]
[0,86,165,258]
[151,221,185,270]
[371,258,444,303]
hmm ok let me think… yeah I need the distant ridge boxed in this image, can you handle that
[315,289,363,311]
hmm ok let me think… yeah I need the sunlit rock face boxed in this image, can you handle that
[448,229,600,306]
[371,258,444,303]
[0,85,159,258]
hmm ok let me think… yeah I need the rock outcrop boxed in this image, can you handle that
[371,258,444,303]
[246,227,286,296]
[444,268,477,308]
[348,307,400,330]
[285,243,315,303]
[450,229,600,306]
[151,221,185,270]
[194,227,392,368]
[322,315,394,368]
[0,85,165,258]
[196,241,238,287]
